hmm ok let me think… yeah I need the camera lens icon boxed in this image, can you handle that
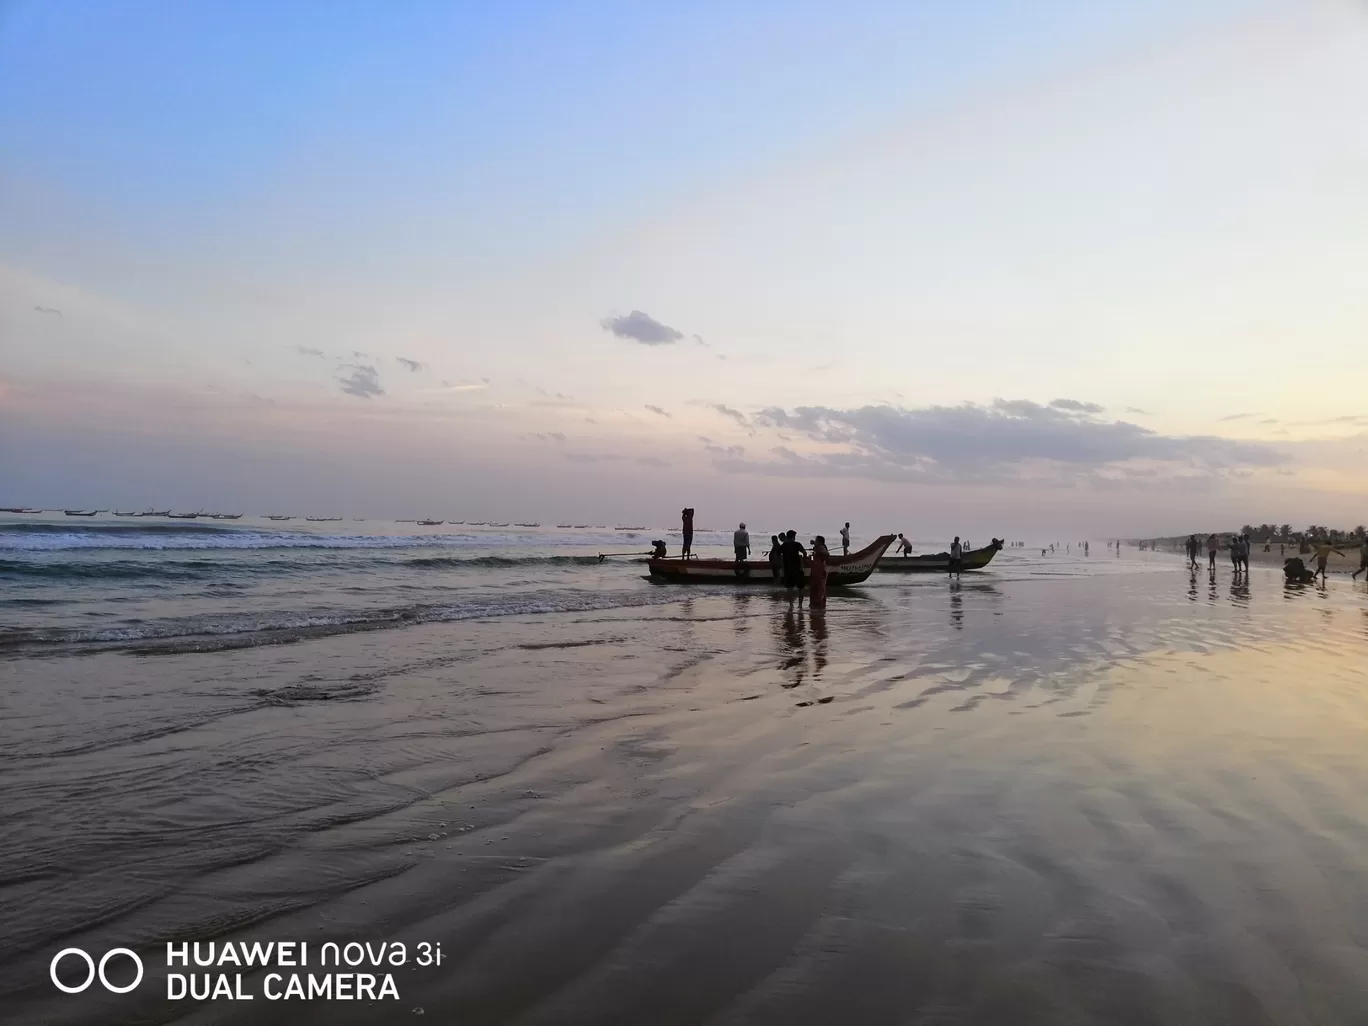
[50,948,143,994]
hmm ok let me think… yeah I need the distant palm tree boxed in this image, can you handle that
[1279,524,1292,541]
[1355,525,1366,541]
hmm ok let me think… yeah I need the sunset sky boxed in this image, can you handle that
[2,0,1366,535]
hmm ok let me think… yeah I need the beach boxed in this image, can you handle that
[5,518,1368,1024]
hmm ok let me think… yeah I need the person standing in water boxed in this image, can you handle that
[781,529,808,601]
[681,507,695,559]
[733,522,750,577]
[840,522,851,556]
[809,535,830,609]
[894,533,913,556]
[1206,533,1219,570]
[768,534,783,580]
[1352,536,1368,580]
[949,536,963,579]
[1308,539,1345,583]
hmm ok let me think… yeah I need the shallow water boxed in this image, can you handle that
[3,520,1368,1024]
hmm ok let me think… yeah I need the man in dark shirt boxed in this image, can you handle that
[781,530,807,597]
[681,507,694,558]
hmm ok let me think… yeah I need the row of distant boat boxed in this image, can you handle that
[0,508,659,530]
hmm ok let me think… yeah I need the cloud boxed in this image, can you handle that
[337,365,384,399]
[295,345,325,358]
[533,432,566,442]
[709,403,748,426]
[636,456,670,468]
[1124,407,1151,415]
[1259,418,1279,425]
[644,405,671,418]
[562,452,623,463]
[33,305,62,316]
[746,398,1285,485]
[692,334,708,347]
[1218,412,1260,422]
[600,310,685,345]
[1049,398,1104,414]
[396,357,426,372]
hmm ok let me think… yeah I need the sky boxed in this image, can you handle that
[2,0,1367,536]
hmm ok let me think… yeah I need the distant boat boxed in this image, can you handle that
[0,507,32,513]
[616,525,646,531]
[417,519,444,526]
[489,522,511,527]
[113,510,140,516]
[305,516,342,522]
[573,525,590,529]
[515,522,540,528]
[877,539,1004,574]
[208,513,242,520]
[142,510,171,517]
[468,521,488,526]
[167,511,201,519]
[264,515,293,521]
[450,521,466,525]
[556,523,573,528]
[64,509,99,517]
[396,519,416,523]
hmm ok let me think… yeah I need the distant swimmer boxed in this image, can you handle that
[840,522,851,556]
[894,533,913,556]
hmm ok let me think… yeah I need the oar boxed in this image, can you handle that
[597,550,650,563]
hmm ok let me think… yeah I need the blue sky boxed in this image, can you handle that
[2,0,1366,531]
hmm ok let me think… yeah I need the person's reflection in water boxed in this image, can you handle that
[1230,575,1249,607]
[1187,566,1199,603]
[810,609,828,680]
[950,583,964,630]
[1208,568,1219,603]
[779,604,806,688]
[732,592,751,637]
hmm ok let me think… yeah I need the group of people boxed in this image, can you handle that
[1184,533,1254,574]
[731,522,832,607]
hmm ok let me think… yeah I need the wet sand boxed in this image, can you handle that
[5,560,1368,1024]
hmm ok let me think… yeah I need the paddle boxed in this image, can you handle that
[597,551,651,563]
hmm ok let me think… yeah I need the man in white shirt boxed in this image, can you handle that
[840,522,851,556]
[734,523,750,565]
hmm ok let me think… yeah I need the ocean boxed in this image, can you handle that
[4,513,1368,1024]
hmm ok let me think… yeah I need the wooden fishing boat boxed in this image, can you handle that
[878,539,1004,573]
[264,515,293,521]
[647,534,896,586]
[417,518,444,526]
[63,509,99,516]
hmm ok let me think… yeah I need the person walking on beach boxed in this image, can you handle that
[1185,535,1198,568]
[1230,535,1241,573]
[809,535,830,609]
[1241,534,1252,574]
[733,522,750,577]
[840,522,851,556]
[1309,539,1345,583]
[781,529,807,602]
[768,535,783,580]
[681,507,695,559]
[1207,534,1219,570]
[949,536,964,579]
[1352,537,1368,580]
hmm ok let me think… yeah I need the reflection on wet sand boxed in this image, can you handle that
[4,560,1368,1025]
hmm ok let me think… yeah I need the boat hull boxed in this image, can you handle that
[647,535,896,586]
[878,540,1003,573]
